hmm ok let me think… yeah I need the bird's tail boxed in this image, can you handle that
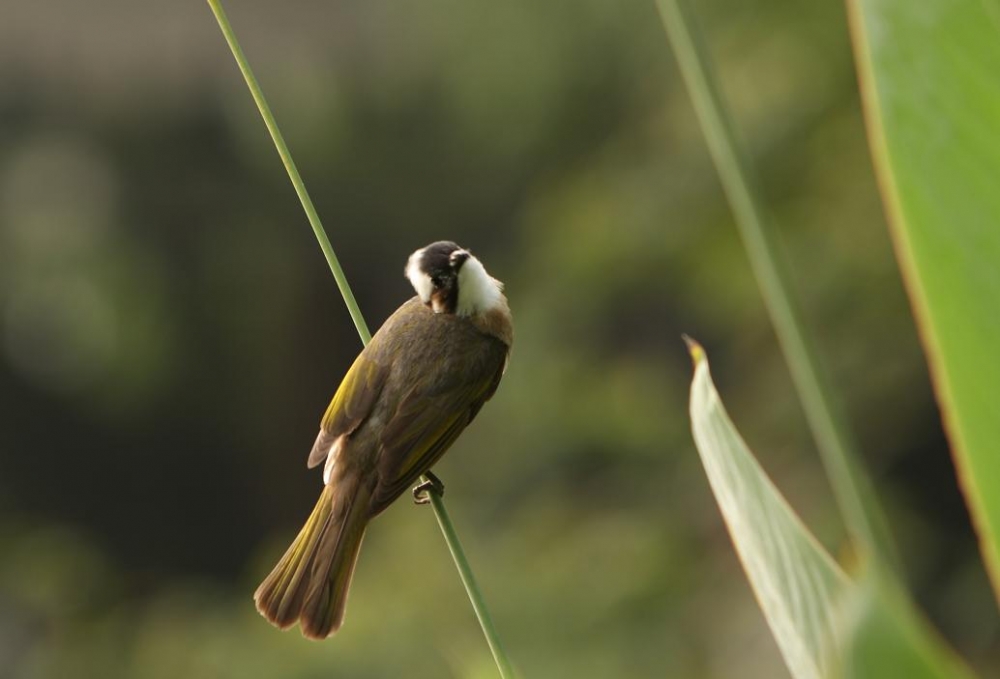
[254,479,370,639]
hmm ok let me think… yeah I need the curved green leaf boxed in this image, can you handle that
[688,340,852,678]
[847,0,1000,597]
[687,341,973,678]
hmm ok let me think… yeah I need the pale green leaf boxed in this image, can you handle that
[688,341,852,678]
[687,342,974,678]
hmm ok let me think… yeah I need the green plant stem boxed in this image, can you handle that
[207,0,370,345]
[428,488,515,679]
[206,2,515,674]
[655,0,899,571]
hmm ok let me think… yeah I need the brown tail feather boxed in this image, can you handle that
[254,480,370,638]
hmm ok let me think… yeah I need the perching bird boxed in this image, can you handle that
[254,241,513,639]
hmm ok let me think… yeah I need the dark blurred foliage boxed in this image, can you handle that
[0,0,996,677]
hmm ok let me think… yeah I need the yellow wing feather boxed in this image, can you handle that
[307,354,387,469]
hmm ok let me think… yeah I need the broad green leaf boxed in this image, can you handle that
[687,341,973,678]
[847,0,1000,596]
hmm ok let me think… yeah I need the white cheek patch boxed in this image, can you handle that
[405,248,433,302]
[456,255,504,316]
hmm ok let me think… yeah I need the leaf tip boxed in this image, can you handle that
[682,334,706,367]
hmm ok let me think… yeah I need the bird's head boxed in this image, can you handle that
[405,241,505,317]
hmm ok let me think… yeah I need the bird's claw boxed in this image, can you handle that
[412,471,445,505]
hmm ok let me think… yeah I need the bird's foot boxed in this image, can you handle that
[413,471,445,505]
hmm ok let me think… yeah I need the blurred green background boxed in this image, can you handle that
[1,0,997,677]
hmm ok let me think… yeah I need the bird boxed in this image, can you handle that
[254,241,513,639]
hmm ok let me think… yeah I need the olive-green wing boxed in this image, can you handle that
[307,353,388,469]
[369,361,504,514]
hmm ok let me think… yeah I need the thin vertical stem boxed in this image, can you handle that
[206,1,516,673]
[429,489,516,679]
[655,0,899,571]
[206,0,370,345]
